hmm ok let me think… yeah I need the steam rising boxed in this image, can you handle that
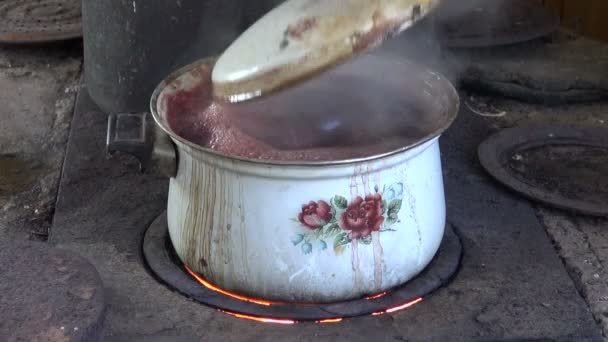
[225,54,442,151]
[219,1,506,151]
[173,0,508,156]
[374,0,507,81]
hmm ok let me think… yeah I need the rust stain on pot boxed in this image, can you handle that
[350,175,359,200]
[238,179,248,286]
[202,163,217,281]
[181,156,218,282]
[361,171,370,195]
[181,157,200,273]
[372,232,384,288]
[351,239,362,291]
[211,168,232,284]
[350,165,367,291]
[350,165,363,199]
[222,178,234,268]
[219,175,235,285]
[364,164,385,289]
[350,162,387,289]
[402,168,423,265]
[371,162,384,289]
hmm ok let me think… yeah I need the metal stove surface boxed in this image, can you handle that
[48,88,602,341]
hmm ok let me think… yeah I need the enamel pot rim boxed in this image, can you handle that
[150,56,460,169]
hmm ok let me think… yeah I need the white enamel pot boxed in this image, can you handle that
[107,55,459,303]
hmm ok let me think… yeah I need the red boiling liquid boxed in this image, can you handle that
[164,63,428,162]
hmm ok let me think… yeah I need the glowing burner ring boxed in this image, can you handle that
[143,212,462,323]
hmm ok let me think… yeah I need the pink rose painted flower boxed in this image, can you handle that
[340,194,385,239]
[298,200,332,230]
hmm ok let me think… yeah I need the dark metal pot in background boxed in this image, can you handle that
[83,0,282,113]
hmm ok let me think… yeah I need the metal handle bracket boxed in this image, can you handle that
[107,112,177,177]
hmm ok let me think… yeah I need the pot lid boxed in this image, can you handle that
[212,0,439,103]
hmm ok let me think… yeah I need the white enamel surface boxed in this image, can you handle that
[166,137,446,303]
[212,0,438,101]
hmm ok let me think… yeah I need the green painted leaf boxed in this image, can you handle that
[388,199,403,215]
[330,206,337,223]
[333,195,348,210]
[387,205,400,224]
[334,232,350,252]
[386,199,402,226]
[360,235,372,245]
[388,199,402,217]
[381,200,388,215]
[324,222,340,238]
[387,215,398,225]
[313,227,324,239]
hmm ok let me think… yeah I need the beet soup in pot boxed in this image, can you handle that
[108,53,459,303]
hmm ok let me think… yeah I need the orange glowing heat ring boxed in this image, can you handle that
[221,310,297,325]
[365,291,389,300]
[186,266,422,323]
[220,309,343,325]
[316,318,344,323]
[186,266,398,307]
[385,297,423,313]
[185,266,273,306]
[372,297,423,315]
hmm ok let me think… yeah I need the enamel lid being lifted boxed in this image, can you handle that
[212,0,440,103]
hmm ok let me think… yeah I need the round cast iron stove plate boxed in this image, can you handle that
[144,212,462,321]
[479,125,608,217]
[0,239,105,341]
[0,0,82,44]
[435,0,559,48]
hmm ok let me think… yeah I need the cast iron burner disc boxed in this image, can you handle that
[0,0,82,44]
[435,0,559,48]
[479,125,608,217]
[143,212,462,322]
[0,239,105,341]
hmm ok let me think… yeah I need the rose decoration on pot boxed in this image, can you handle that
[298,201,332,230]
[340,194,385,240]
[291,183,404,255]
